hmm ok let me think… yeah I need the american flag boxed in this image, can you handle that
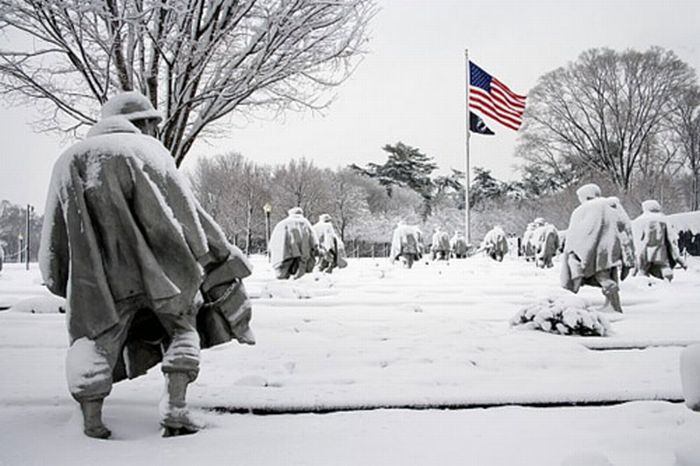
[468,61,526,131]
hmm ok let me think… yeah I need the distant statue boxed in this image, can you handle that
[430,227,451,260]
[390,221,423,269]
[450,231,468,258]
[533,221,560,268]
[522,222,537,261]
[607,196,636,278]
[40,92,254,439]
[313,213,347,274]
[632,200,686,281]
[560,183,629,313]
[269,207,319,279]
[482,225,508,261]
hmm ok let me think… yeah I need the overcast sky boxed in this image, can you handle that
[1,0,699,214]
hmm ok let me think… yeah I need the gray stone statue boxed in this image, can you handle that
[560,184,631,313]
[40,92,254,439]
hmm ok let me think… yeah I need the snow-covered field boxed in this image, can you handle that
[1,255,699,465]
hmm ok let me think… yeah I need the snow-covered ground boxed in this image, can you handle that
[1,255,699,465]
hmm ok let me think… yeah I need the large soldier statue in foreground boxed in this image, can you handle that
[40,92,254,439]
[560,184,632,313]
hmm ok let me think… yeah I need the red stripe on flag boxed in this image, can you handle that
[470,90,523,128]
[491,85,525,112]
[492,78,527,102]
[469,96,521,131]
[470,103,520,131]
[488,90,524,117]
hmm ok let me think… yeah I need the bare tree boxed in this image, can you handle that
[271,157,331,221]
[518,47,698,191]
[0,0,376,165]
[673,88,700,209]
[326,168,368,241]
[190,152,271,252]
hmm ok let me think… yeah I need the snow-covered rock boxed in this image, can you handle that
[511,296,611,337]
[680,344,700,411]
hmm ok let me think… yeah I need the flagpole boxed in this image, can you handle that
[464,48,471,245]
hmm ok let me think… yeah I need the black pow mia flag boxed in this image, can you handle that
[469,111,495,135]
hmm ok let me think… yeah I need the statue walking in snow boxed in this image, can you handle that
[482,225,508,261]
[533,221,560,268]
[269,207,319,279]
[607,196,637,277]
[560,184,630,313]
[390,221,423,269]
[430,227,450,261]
[521,222,537,262]
[450,231,468,258]
[313,214,347,274]
[40,92,254,439]
[632,200,686,281]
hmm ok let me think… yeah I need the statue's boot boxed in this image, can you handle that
[599,285,623,314]
[608,289,623,313]
[160,373,200,437]
[80,400,111,439]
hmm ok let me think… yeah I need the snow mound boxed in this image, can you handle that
[680,344,700,412]
[9,296,66,314]
[511,296,611,337]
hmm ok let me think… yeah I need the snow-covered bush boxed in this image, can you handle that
[511,296,611,337]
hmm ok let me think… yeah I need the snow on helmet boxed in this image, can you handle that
[101,91,162,123]
[576,183,601,203]
[642,199,662,213]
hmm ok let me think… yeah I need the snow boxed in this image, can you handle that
[1,255,700,465]
[680,344,700,411]
[668,210,700,235]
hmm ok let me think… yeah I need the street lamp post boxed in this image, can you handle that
[263,203,272,262]
[17,234,23,264]
[26,204,33,270]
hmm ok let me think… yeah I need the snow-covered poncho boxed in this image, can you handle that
[534,223,560,263]
[269,211,319,272]
[522,224,537,257]
[483,226,508,256]
[40,116,253,348]
[632,208,683,271]
[560,197,624,291]
[431,231,450,253]
[607,197,636,277]
[450,234,468,256]
[390,225,423,260]
[313,219,347,269]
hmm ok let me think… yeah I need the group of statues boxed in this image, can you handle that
[268,208,347,280]
[520,218,561,268]
[389,223,469,268]
[34,90,691,440]
[560,183,686,313]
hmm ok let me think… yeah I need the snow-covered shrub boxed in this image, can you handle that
[511,296,611,337]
